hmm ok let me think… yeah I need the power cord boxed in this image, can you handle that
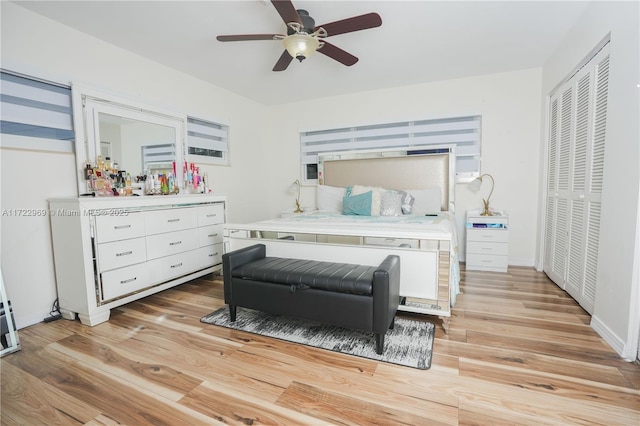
[43,298,62,323]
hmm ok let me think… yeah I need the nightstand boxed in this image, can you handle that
[466,209,509,272]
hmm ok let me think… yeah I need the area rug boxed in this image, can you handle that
[200,307,435,369]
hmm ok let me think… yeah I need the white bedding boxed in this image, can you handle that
[250,210,460,306]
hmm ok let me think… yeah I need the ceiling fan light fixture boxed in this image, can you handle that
[283,33,319,62]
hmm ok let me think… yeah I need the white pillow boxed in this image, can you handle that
[351,185,384,215]
[405,188,442,214]
[316,185,346,212]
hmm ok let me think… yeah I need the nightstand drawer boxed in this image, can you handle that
[467,228,509,243]
[466,241,509,256]
[466,253,508,270]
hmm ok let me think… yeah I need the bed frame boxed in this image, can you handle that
[224,145,457,332]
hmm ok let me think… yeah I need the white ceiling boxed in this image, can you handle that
[14,1,590,105]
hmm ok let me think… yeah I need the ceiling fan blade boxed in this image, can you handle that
[217,34,281,42]
[315,13,382,37]
[273,50,294,71]
[271,0,301,25]
[317,41,358,66]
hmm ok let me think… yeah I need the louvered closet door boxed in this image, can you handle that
[544,84,572,287]
[543,45,609,315]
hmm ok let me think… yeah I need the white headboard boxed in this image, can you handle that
[318,145,456,211]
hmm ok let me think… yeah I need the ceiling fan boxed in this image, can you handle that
[216,0,382,71]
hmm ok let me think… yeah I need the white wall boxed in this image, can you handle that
[263,69,543,266]
[0,149,78,327]
[1,3,271,328]
[540,1,640,359]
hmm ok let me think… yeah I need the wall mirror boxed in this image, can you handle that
[71,83,186,195]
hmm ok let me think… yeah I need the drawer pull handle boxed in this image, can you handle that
[114,224,131,230]
[167,218,180,223]
[116,251,133,257]
[169,241,182,246]
[206,213,217,217]
[209,252,219,257]
[208,233,218,238]
[170,262,183,269]
[120,277,137,284]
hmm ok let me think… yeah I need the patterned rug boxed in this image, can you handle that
[200,307,435,369]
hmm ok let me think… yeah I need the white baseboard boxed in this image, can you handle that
[508,257,535,267]
[590,315,636,361]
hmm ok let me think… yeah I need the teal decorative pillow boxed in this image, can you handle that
[343,189,373,215]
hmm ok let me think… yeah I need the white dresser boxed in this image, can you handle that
[49,194,226,325]
[465,210,509,272]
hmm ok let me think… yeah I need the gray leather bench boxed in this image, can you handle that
[222,244,400,354]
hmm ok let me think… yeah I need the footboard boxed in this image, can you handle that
[223,224,451,325]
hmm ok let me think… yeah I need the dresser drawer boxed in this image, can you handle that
[466,228,509,243]
[363,237,419,248]
[146,228,199,260]
[199,224,224,246]
[197,203,225,226]
[148,250,201,283]
[97,237,147,272]
[94,212,145,243]
[466,253,508,271]
[466,241,509,256]
[100,262,152,301]
[144,207,198,235]
[198,243,223,269]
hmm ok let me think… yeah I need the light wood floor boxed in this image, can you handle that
[2,267,639,425]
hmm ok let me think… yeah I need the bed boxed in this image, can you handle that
[223,146,460,332]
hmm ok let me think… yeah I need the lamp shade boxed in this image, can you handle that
[283,33,319,61]
[468,177,483,192]
[468,173,495,216]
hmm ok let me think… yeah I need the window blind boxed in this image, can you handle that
[187,117,228,163]
[0,70,74,152]
[300,115,481,182]
[141,143,176,173]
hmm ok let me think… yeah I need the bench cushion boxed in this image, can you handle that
[231,257,376,296]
